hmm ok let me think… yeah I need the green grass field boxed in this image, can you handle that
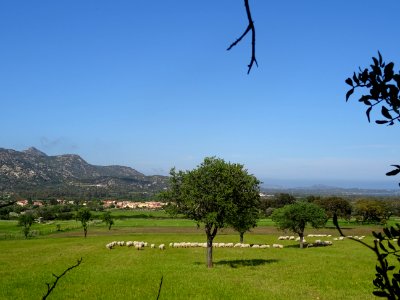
[0,211,389,299]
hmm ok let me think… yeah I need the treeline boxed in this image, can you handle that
[261,193,400,224]
[0,186,157,201]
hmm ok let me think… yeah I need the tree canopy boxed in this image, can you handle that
[161,156,261,268]
[76,208,92,238]
[272,201,327,248]
[312,196,352,220]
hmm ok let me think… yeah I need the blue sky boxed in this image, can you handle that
[1,1,400,189]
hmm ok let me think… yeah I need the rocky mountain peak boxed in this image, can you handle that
[23,147,47,157]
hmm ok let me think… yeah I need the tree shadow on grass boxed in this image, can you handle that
[194,259,279,268]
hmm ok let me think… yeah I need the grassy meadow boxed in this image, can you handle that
[0,211,387,299]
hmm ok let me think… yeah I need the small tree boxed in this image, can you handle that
[76,208,91,238]
[101,211,114,230]
[161,157,260,268]
[18,213,35,239]
[228,173,261,243]
[272,201,327,248]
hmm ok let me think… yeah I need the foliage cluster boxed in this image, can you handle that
[271,201,328,248]
[370,225,400,298]
[161,157,261,267]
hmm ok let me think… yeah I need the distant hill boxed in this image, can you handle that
[0,147,168,199]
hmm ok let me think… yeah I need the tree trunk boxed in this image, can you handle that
[240,232,244,244]
[207,237,213,268]
[205,224,218,268]
[299,233,304,249]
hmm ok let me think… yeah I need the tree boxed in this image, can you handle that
[353,199,391,224]
[271,201,328,249]
[226,169,261,243]
[273,193,296,208]
[312,196,352,221]
[101,211,114,230]
[75,208,91,238]
[18,212,35,239]
[160,157,261,268]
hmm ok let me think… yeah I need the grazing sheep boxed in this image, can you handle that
[159,244,165,250]
[272,244,284,249]
[151,244,155,248]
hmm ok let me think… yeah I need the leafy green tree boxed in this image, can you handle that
[75,208,92,238]
[226,169,261,243]
[101,211,114,230]
[312,196,352,221]
[353,199,391,224]
[161,157,260,268]
[272,201,327,248]
[18,212,35,238]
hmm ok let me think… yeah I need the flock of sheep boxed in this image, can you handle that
[105,233,367,251]
[106,240,165,250]
[105,240,284,250]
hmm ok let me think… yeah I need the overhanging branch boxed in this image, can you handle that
[227,0,258,74]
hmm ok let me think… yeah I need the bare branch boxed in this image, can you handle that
[227,0,258,74]
[42,258,83,300]
[156,275,163,300]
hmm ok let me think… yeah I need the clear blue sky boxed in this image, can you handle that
[1,1,400,189]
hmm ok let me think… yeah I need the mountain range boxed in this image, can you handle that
[0,147,168,199]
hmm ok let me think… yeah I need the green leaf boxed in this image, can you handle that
[381,106,393,120]
[387,241,396,251]
[384,62,394,81]
[373,291,390,297]
[352,73,360,85]
[383,227,391,238]
[376,120,389,124]
[379,242,388,253]
[346,89,354,101]
[345,78,353,87]
[386,168,400,176]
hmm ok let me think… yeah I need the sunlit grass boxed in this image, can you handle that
[0,223,380,299]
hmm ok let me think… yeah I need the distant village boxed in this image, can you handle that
[15,199,166,210]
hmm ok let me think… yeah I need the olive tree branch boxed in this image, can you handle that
[333,214,398,299]
[42,258,83,300]
[227,0,258,74]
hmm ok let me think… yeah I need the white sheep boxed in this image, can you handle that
[159,244,165,250]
